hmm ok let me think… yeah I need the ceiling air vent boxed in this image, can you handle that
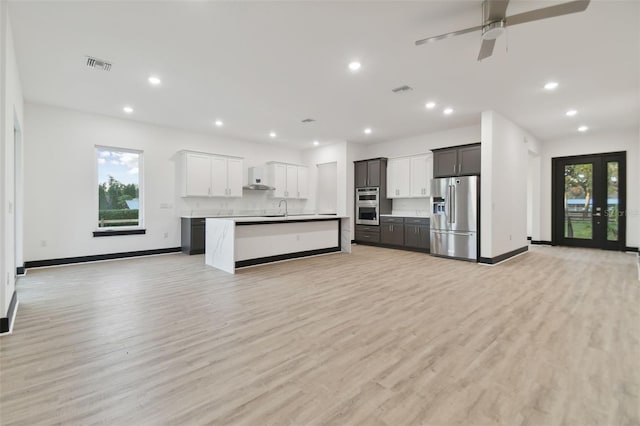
[301,118,316,123]
[391,85,413,93]
[85,56,112,71]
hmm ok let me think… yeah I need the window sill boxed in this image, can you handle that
[93,229,146,237]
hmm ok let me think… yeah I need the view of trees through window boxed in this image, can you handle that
[563,161,619,240]
[97,147,141,228]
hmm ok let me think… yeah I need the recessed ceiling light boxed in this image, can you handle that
[313,140,319,146]
[148,76,161,86]
[566,109,578,117]
[214,120,223,127]
[544,81,559,90]
[443,107,454,115]
[269,131,277,138]
[123,106,133,114]
[425,101,436,109]
[363,128,372,134]
[348,61,361,72]
[578,125,589,132]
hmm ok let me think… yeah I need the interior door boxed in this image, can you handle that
[552,152,626,250]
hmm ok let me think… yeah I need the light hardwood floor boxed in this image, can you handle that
[1,245,638,425]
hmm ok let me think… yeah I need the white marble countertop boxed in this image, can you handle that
[208,215,347,223]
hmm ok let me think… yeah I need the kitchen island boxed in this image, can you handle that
[205,215,350,273]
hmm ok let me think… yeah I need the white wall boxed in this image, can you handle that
[363,125,480,158]
[481,111,541,259]
[346,141,367,239]
[24,103,307,262]
[359,125,481,215]
[0,5,24,319]
[539,129,639,247]
[301,141,348,217]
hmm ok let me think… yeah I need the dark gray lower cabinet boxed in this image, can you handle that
[381,217,404,246]
[355,224,380,243]
[181,217,205,254]
[405,224,430,250]
[355,217,429,252]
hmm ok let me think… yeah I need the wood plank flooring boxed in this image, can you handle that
[1,245,638,425]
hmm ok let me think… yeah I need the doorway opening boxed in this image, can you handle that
[552,151,626,250]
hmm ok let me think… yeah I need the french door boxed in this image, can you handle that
[552,152,626,250]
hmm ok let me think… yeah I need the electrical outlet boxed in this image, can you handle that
[41,240,47,247]
[163,232,168,239]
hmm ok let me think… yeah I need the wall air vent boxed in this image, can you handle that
[301,118,316,123]
[391,85,413,93]
[85,56,112,71]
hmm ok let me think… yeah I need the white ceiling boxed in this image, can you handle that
[8,1,640,148]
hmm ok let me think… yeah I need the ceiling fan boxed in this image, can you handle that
[415,0,590,61]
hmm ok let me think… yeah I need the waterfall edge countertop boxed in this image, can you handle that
[205,216,351,274]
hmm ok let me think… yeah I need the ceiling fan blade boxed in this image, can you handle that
[485,0,510,22]
[477,39,496,60]
[505,0,590,27]
[415,25,482,46]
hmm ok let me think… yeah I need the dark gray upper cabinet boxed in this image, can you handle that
[354,158,387,188]
[433,150,458,178]
[367,159,381,187]
[433,144,481,177]
[355,161,368,187]
[458,145,482,175]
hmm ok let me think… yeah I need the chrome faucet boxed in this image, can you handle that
[278,199,288,217]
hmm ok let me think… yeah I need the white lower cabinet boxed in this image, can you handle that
[181,151,243,197]
[267,162,308,199]
[387,153,433,199]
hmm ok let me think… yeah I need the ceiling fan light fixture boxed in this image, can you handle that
[481,21,505,40]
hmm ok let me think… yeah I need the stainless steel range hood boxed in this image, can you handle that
[243,167,275,191]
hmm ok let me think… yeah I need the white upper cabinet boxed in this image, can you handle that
[387,153,433,199]
[181,151,243,198]
[410,154,432,197]
[185,152,213,197]
[226,158,243,197]
[270,163,287,198]
[296,166,309,199]
[267,162,308,199]
[387,157,411,198]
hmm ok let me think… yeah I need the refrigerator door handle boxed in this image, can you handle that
[451,184,456,224]
[447,185,452,224]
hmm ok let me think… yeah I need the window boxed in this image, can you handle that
[96,146,143,234]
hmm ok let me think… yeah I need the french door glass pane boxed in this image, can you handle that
[564,163,592,239]
[607,161,619,241]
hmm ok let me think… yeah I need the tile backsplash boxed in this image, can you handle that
[391,198,431,217]
[180,189,311,217]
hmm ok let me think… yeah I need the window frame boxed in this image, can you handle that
[94,145,145,235]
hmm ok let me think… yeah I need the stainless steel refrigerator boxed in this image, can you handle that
[430,176,479,261]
